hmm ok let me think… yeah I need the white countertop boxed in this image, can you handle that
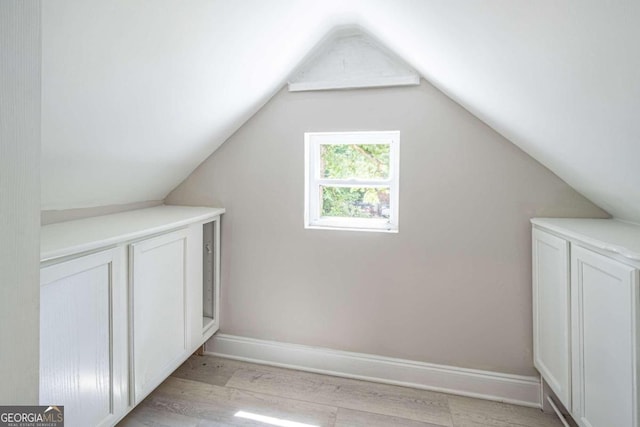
[41,205,225,262]
[531,217,640,262]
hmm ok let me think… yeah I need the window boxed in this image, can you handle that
[304,131,400,232]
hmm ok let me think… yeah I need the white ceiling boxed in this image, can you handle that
[42,0,640,222]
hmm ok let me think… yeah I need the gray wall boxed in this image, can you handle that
[167,80,608,376]
[0,1,41,403]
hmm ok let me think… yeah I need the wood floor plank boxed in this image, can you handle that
[335,407,448,427]
[124,376,337,427]
[171,355,252,387]
[225,365,453,426]
[120,356,564,427]
[447,396,562,427]
[118,404,202,427]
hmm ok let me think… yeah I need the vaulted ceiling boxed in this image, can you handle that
[41,0,640,222]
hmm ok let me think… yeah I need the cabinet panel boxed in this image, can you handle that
[571,245,639,427]
[40,249,127,427]
[202,219,220,336]
[186,219,221,352]
[131,229,189,404]
[532,228,571,409]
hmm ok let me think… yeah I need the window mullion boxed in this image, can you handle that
[317,179,391,187]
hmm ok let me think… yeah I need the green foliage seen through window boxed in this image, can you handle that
[320,144,390,219]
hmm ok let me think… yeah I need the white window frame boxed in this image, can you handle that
[304,131,400,233]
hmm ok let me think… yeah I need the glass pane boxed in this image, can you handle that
[320,186,390,219]
[320,144,390,180]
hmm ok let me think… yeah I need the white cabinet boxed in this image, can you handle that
[40,248,128,427]
[531,218,640,427]
[532,229,571,410]
[39,206,224,426]
[130,229,190,404]
[571,246,639,427]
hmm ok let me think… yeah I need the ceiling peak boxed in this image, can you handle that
[288,26,420,92]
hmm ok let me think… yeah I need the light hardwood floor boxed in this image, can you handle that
[118,354,562,427]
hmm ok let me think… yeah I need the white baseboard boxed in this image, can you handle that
[205,334,541,408]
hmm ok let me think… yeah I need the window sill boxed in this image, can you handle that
[304,224,399,233]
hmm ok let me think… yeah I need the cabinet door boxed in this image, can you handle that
[532,228,571,409]
[40,248,128,427]
[571,246,639,427]
[131,229,189,404]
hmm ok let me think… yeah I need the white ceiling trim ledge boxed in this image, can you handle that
[289,75,419,92]
[288,26,420,92]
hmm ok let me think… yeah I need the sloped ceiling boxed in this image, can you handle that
[42,0,640,222]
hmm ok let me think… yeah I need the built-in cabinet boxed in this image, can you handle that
[39,206,224,426]
[532,218,640,427]
[130,229,190,404]
[532,229,571,410]
[40,248,128,427]
[570,245,638,427]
